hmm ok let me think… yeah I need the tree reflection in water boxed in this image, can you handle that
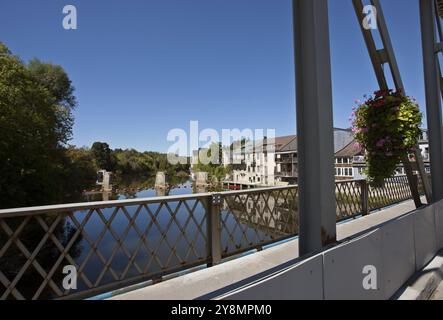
[0,214,83,299]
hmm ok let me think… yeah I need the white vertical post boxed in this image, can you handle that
[293,0,337,255]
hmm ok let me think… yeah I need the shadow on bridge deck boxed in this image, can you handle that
[109,197,426,300]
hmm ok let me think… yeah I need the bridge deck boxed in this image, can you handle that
[109,197,424,300]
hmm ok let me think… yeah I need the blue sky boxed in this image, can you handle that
[0,0,427,153]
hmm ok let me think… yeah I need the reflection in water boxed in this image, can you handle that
[83,176,191,202]
[0,177,298,300]
[220,190,298,255]
[0,214,83,299]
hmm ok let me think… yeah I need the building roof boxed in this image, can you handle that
[251,135,297,153]
[333,128,354,152]
[226,128,355,155]
[278,136,297,152]
[274,128,351,153]
[274,135,297,152]
[335,140,362,157]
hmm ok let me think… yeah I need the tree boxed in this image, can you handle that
[0,43,66,208]
[192,142,231,183]
[91,142,114,171]
[1,41,192,208]
[62,147,98,199]
[28,59,77,144]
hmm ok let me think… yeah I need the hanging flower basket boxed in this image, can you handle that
[351,89,422,187]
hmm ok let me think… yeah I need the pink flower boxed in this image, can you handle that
[355,99,361,104]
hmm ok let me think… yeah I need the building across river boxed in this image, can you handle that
[220,128,430,187]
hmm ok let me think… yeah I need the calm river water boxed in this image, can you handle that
[1,178,296,299]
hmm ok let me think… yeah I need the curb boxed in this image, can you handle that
[393,250,443,300]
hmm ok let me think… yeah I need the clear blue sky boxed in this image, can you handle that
[0,0,427,153]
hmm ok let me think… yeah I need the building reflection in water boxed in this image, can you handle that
[222,192,298,238]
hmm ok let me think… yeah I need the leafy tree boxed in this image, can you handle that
[192,142,231,183]
[91,142,114,171]
[62,147,98,199]
[28,59,77,110]
[0,42,191,208]
[111,148,189,178]
[0,43,66,208]
[27,59,77,144]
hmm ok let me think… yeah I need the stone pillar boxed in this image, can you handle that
[155,172,167,189]
[196,172,209,186]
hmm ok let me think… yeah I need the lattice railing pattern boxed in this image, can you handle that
[0,175,416,300]
[220,187,298,258]
[368,175,412,210]
[0,197,209,300]
[335,180,363,220]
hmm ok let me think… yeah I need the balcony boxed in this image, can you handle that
[232,163,246,171]
[275,171,297,178]
[276,158,297,165]
[353,156,365,163]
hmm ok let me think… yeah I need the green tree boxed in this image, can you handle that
[91,142,114,171]
[0,43,66,208]
[62,147,98,199]
[27,59,77,144]
[192,143,231,183]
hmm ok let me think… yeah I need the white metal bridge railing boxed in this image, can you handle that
[0,175,421,300]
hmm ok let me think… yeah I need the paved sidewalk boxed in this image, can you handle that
[430,282,443,300]
[110,198,421,300]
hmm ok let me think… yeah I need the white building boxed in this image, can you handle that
[334,129,431,181]
[226,128,354,187]
[230,137,281,187]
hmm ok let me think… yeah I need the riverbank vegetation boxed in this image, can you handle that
[89,142,191,187]
[0,43,189,209]
[192,143,232,184]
